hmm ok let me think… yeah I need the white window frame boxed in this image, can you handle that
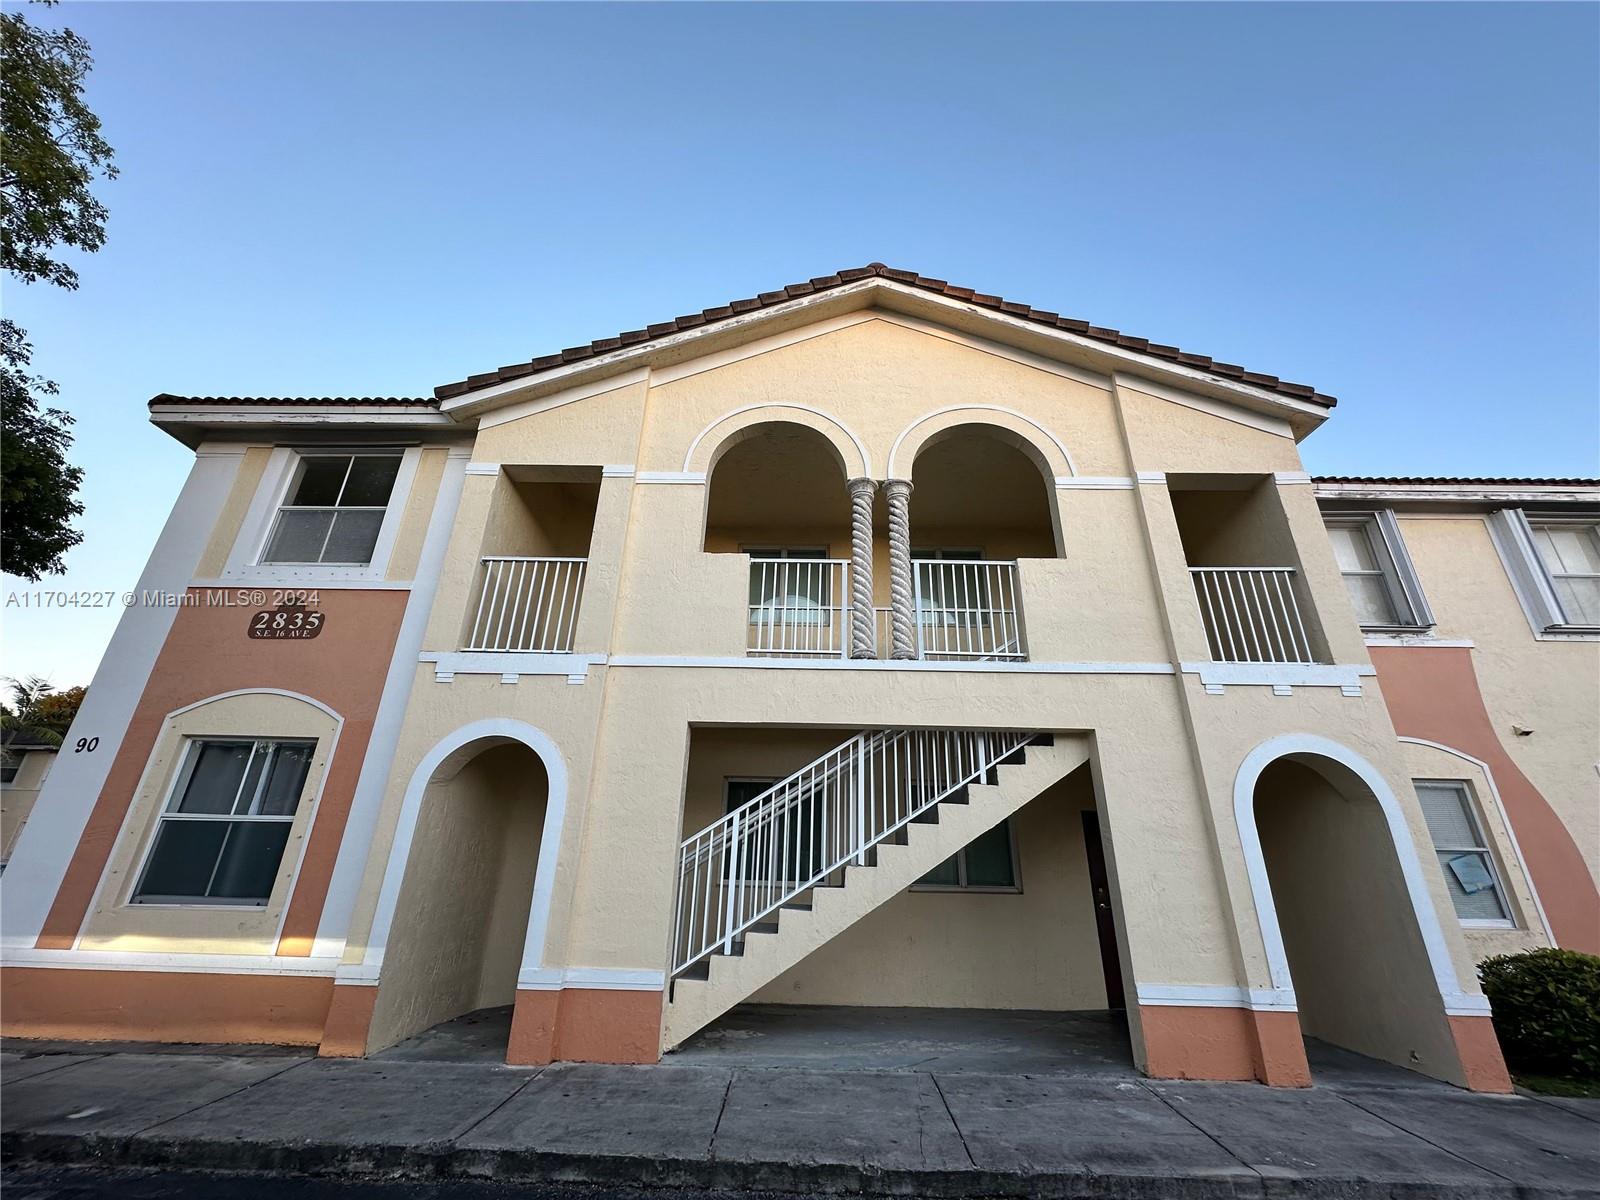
[909,818,1023,894]
[1323,511,1433,631]
[1413,778,1515,929]
[220,445,421,584]
[1487,508,1600,637]
[129,736,316,908]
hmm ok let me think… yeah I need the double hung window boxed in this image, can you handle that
[132,738,315,905]
[1323,513,1431,630]
[1414,781,1511,926]
[261,453,402,566]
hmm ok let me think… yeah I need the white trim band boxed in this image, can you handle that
[1135,983,1299,1011]
[517,966,666,991]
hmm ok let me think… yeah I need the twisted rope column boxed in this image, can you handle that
[884,479,917,660]
[846,478,878,659]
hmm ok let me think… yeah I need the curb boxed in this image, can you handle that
[8,1129,1593,1200]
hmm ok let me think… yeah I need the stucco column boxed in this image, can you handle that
[847,478,878,658]
[884,478,917,660]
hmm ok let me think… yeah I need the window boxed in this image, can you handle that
[1324,513,1431,630]
[1488,510,1600,633]
[1414,781,1511,926]
[0,755,17,785]
[914,819,1018,891]
[132,738,315,905]
[260,453,402,565]
[1530,521,1600,627]
[746,547,831,626]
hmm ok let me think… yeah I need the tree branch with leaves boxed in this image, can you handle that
[0,0,115,580]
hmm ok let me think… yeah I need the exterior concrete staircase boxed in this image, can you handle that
[663,729,1089,1050]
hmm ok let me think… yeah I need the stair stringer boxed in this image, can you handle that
[662,734,1090,1050]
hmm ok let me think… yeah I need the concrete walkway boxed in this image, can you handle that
[3,1039,1598,1199]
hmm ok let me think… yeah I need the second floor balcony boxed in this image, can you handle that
[746,556,1026,661]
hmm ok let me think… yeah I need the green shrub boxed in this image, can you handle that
[1479,948,1600,1080]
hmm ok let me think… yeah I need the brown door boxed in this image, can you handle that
[1081,811,1125,1010]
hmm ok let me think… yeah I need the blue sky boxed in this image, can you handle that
[4,1,1597,688]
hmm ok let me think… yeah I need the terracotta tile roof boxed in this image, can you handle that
[149,394,439,408]
[432,263,1337,407]
[1314,475,1600,488]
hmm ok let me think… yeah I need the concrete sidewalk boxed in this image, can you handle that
[3,1042,1598,1199]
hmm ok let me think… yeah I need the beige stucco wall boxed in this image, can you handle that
[1255,757,1463,1082]
[752,766,1108,1010]
[365,742,547,1052]
[193,446,271,578]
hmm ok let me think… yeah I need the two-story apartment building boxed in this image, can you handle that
[2,265,1595,1094]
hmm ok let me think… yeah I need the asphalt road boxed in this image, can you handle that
[5,1166,804,1200]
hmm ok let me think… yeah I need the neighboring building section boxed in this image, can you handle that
[2,734,59,867]
[2,265,1592,1098]
[1314,477,1600,962]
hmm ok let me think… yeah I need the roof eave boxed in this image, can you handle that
[436,278,1333,440]
[148,404,461,450]
[1314,480,1600,506]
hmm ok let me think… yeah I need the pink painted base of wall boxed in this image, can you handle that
[317,983,379,1058]
[1449,1014,1514,1094]
[311,984,663,1065]
[508,987,663,1065]
[1139,1004,1311,1086]
[1,967,333,1046]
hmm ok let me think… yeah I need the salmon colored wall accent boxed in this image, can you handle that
[318,983,379,1058]
[1370,646,1600,954]
[505,988,663,1065]
[36,587,407,953]
[1139,1004,1311,1086]
[1448,1014,1514,1093]
[0,967,333,1045]
[506,988,561,1065]
[1247,1009,1314,1087]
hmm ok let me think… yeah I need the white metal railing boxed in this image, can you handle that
[1190,566,1316,664]
[465,556,587,652]
[671,727,1035,978]
[747,558,852,657]
[913,560,1026,660]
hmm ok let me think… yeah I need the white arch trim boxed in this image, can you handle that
[1232,732,1490,1017]
[887,404,1079,479]
[359,718,569,983]
[681,403,873,477]
[163,687,344,724]
[1397,735,1555,943]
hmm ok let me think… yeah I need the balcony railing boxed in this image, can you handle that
[747,558,853,657]
[747,558,1026,661]
[465,556,587,652]
[914,560,1026,661]
[1190,566,1315,664]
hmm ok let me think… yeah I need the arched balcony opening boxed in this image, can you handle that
[901,425,1061,661]
[704,422,858,659]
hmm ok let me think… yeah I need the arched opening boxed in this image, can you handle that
[903,424,1060,660]
[367,738,550,1062]
[705,421,855,658]
[1249,751,1463,1083]
[909,424,1060,559]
